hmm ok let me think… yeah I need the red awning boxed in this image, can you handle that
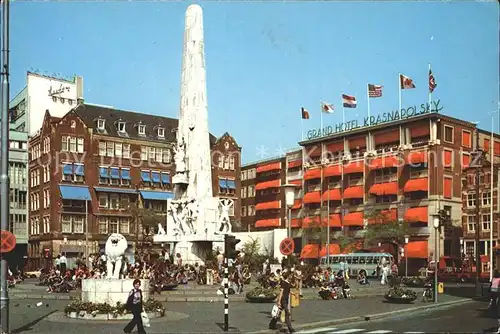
[255,219,281,228]
[367,209,397,225]
[304,168,321,180]
[289,179,302,186]
[291,218,302,228]
[403,178,428,192]
[303,191,321,204]
[343,186,364,199]
[321,188,341,201]
[319,244,341,257]
[255,179,281,190]
[369,155,399,169]
[342,241,364,254]
[368,182,398,196]
[257,162,281,173]
[323,164,342,177]
[302,216,320,228]
[255,201,281,211]
[343,212,364,226]
[407,151,427,164]
[404,207,428,223]
[343,161,364,174]
[404,241,428,259]
[301,244,320,259]
[323,214,342,227]
[291,199,302,210]
[288,160,302,169]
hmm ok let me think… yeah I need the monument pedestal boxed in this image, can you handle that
[174,241,212,264]
[82,279,150,306]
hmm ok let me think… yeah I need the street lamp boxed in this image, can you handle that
[459,238,464,259]
[404,235,409,278]
[282,184,297,264]
[432,214,440,303]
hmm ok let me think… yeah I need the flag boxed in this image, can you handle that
[321,102,335,114]
[400,74,416,89]
[301,107,310,119]
[342,94,357,108]
[429,69,437,93]
[368,84,383,98]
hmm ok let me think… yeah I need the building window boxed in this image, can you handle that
[148,147,156,161]
[73,216,84,233]
[218,155,224,169]
[141,146,147,161]
[61,215,72,233]
[223,157,230,170]
[69,137,77,152]
[109,194,120,210]
[482,191,491,206]
[99,194,108,208]
[229,156,235,170]
[120,218,130,234]
[162,149,171,163]
[118,121,126,133]
[77,138,84,153]
[241,206,247,217]
[465,241,475,256]
[106,142,114,157]
[157,127,165,138]
[467,193,476,207]
[462,130,472,148]
[241,170,247,181]
[114,143,122,157]
[155,148,162,162]
[99,141,106,156]
[121,168,131,186]
[43,165,50,183]
[121,195,130,209]
[61,136,69,152]
[482,214,491,231]
[97,119,105,130]
[248,185,255,197]
[138,125,146,135]
[109,218,119,233]
[123,144,131,158]
[61,136,83,153]
[444,125,454,143]
[99,217,108,234]
[467,216,475,232]
[241,187,247,198]
[248,205,255,216]
[43,189,50,208]
[43,216,50,234]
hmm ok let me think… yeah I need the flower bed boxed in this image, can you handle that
[401,276,425,287]
[246,287,277,303]
[384,286,417,304]
[65,299,165,320]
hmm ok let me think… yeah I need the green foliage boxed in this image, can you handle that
[385,286,417,299]
[246,287,278,299]
[335,235,356,252]
[363,210,410,247]
[242,237,261,259]
[64,299,165,315]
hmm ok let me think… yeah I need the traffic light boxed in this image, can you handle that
[43,249,50,259]
[438,209,451,226]
[224,235,241,260]
[400,246,405,259]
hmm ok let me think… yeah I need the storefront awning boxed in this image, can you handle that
[343,186,364,199]
[343,161,364,174]
[404,207,428,223]
[59,185,91,201]
[407,151,427,164]
[319,244,341,257]
[323,164,342,177]
[369,182,398,196]
[255,218,281,228]
[343,211,364,226]
[304,168,321,180]
[257,162,281,173]
[288,160,302,169]
[403,178,428,192]
[255,179,281,190]
[322,188,341,201]
[94,187,138,194]
[255,201,281,211]
[302,216,321,228]
[289,179,302,186]
[303,191,321,204]
[367,209,397,225]
[404,241,428,259]
[300,244,320,259]
[291,199,302,210]
[369,155,399,169]
[323,214,342,227]
[140,191,174,201]
[291,218,302,228]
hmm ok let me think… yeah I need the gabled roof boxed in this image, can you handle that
[72,103,217,145]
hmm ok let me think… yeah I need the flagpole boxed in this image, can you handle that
[366,83,371,118]
[301,116,304,141]
[428,63,432,111]
[398,73,402,113]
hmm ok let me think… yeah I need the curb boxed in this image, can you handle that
[248,298,473,334]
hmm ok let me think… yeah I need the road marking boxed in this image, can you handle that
[328,330,365,334]
[298,328,338,334]
[403,332,425,334]
[366,331,393,334]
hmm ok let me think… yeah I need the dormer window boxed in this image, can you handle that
[97,119,105,130]
[158,127,165,138]
[138,125,146,135]
[118,121,126,133]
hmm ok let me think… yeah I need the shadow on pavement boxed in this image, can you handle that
[215,322,240,333]
[443,284,490,301]
[12,310,57,333]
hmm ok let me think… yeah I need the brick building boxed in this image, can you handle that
[27,104,240,270]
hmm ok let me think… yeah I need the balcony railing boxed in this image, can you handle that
[348,178,364,187]
[287,170,303,181]
[374,174,397,184]
[410,170,428,179]
[408,226,430,236]
[307,184,321,192]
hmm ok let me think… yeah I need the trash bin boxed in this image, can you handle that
[438,282,444,294]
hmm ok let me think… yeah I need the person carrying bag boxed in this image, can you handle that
[124,279,147,334]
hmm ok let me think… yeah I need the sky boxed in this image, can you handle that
[9,1,499,164]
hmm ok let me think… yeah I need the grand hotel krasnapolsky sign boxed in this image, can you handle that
[306,100,444,140]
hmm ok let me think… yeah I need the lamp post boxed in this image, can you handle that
[404,235,409,278]
[283,184,297,266]
[460,238,464,259]
[432,214,440,303]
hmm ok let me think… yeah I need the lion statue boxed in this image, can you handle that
[105,233,128,279]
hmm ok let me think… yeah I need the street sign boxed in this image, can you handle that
[280,238,295,256]
[0,230,16,253]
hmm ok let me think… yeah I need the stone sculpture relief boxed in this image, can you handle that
[173,137,187,173]
[104,233,127,279]
[216,198,233,234]
[166,199,199,236]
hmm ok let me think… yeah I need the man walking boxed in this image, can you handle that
[269,271,295,333]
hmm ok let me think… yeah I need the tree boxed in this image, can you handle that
[336,235,356,252]
[363,209,411,248]
[129,202,165,251]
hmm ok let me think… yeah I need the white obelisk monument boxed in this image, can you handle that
[154,4,229,263]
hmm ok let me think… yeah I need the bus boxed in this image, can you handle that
[319,252,395,277]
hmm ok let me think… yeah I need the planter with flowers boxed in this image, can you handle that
[65,299,165,320]
[246,287,278,303]
[384,286,418,303]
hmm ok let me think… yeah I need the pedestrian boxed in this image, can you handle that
[59,254,67,274]
[54,255,61,272]
[490,270,500,331]
[124,279,146,334]
[269,271,295,333]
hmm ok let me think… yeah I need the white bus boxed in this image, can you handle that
[319,252,395,277]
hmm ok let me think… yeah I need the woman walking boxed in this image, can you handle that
[124,279,146,334]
